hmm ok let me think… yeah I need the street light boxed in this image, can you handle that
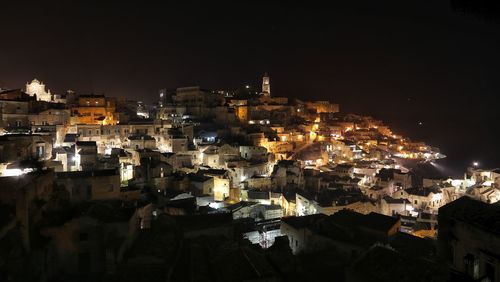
[473,161,479,167]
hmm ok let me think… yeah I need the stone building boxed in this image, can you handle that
[56,169,121,201]
[72,94,116,125]
[439,197,500,282]
[25,78,53,102]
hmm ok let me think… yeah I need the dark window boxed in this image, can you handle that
[80,233,88,241]
[78,252,91,272]
[86,185,92,199]
[486,261,495,281]
[449,244,455,265]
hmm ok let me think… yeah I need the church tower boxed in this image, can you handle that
[261,73,271,97]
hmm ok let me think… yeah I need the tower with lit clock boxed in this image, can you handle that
[261,72,271,97]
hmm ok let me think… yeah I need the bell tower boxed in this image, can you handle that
[261,73,271,97]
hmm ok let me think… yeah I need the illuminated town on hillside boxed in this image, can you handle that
[2,1,500,282]
[1,73,499,281]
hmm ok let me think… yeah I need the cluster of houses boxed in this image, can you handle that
[1,75,500,281]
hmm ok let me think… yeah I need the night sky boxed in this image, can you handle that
[1,1,499,174]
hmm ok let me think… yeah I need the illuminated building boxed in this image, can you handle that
[29,109,70,126]
[72,94,116,125]
[136,101,149,118]
[231,99,248,123]
[25,78,52,102]
[261,72,271,97]
[305,101,339,114]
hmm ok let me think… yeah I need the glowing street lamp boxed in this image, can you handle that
[473,161,479,167]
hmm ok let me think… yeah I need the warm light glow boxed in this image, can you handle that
[1,168,34,177]
[2,169,23,176]
[432,193,442,202]
[309,131,317,140]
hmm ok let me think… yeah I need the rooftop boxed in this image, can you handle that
[56,169,118,179]
[439,196,500,236]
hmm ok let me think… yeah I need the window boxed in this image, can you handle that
[485,261,495,281]
[86,185,92,199]
[80,233,88,241]
[414,200,418,204]
[36,146,45,158]
[78,252,91,272]
[449,244,455,265]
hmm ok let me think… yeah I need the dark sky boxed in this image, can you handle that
[1,0,500,174]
